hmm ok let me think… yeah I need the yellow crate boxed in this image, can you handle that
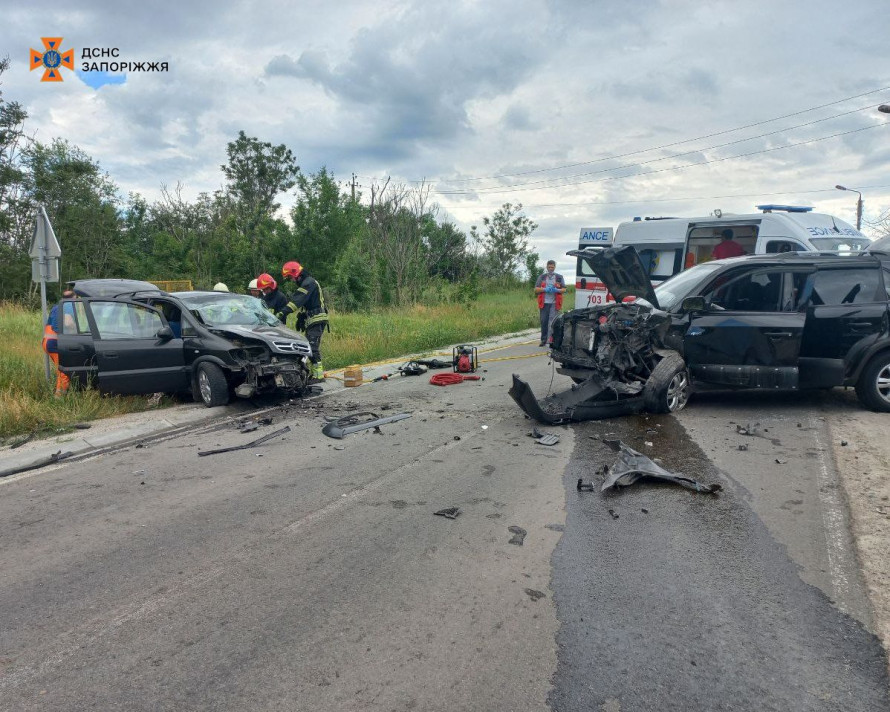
[151,280,193,293]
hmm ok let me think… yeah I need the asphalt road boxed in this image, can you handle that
[0,340,887,711]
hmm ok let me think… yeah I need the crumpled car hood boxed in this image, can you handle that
[209,323,310,346]
[568,245,659,306]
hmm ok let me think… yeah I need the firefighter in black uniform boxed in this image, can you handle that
[279,261,329,381]
[256,273,288,317]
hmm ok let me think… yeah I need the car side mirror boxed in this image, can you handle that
[579,277,587,289]
[681,296,707,313]
[156,325,174,341]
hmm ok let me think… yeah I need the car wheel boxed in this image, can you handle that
[196,363,229,408]
[643,352,690,414]
[855,352,890,412]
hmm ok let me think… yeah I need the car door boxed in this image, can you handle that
[57,298,98,386]
[798,265,888,386]
[81,300,188,395]
[683,267,807,389]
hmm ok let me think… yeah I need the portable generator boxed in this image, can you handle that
[453,345,478,373]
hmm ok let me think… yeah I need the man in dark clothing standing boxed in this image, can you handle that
[534,260,566,347]
[279,261,329,381]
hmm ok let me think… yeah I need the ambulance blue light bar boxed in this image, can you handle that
[756,204,813,213]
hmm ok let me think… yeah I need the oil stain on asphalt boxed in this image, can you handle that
[548,413,889,712]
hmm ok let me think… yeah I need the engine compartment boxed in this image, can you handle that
[551,302,670,393]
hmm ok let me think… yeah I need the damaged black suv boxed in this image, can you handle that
[56,279,314,407]
[511,247,890,422]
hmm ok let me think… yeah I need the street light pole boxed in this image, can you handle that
[836,184,863,231]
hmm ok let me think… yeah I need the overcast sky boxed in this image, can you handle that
[5,0,890,276]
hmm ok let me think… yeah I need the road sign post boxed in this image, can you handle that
[28,205,62,383]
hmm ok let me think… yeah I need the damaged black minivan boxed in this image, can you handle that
[511,246,890,422]
[56,279,314,407]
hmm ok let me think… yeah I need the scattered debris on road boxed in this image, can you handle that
[601,441,721,494]
[524,588,546,601]
[322,412,412,439]
[737,423,760,436]
[529,427,560,446]
[434,507,461,519]
[508,526,527,545]
[0,449,74,478]
[197,426,291,456]
[578,440,721,494]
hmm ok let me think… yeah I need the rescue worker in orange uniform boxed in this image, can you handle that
[42,289,75,397]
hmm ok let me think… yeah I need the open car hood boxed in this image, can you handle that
[567,245,659,307]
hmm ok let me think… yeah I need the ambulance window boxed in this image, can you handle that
[766,240,805,254]
[637,247,682,280]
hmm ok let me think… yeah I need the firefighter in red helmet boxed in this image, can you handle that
[279,261,329,381]
[256,273,288,319]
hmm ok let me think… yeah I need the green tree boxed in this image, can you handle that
[289,167,364,284]
[24,139,124,280]
[471,202,537,282]
[221,130,299,268]
[524,251,541,287]
[0,55,33,299]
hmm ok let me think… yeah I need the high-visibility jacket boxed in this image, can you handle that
[535,272,565,310]
[281,273,329,329]
[42,322,58,354]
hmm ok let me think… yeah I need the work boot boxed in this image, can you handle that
[310,362,325,382]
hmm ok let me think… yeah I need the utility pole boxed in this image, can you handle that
[836,185,863,231]
[351,173,356,202]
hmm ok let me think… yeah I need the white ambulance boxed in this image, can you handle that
[573,205,870,308]
[573,226,614,308]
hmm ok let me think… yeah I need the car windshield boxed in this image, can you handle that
[654,262,725,310]
[176,293,280,327]
[810,236,872,253]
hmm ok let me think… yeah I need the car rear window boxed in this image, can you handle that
[810,268,882,305]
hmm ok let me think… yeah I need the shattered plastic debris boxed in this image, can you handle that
[434,507,461,519]
[529,427,560,446]
[508,526,527,545]
[736,423,758,436]
[197,426,291,456]
[599,440,721,494]
[322,412,412,439]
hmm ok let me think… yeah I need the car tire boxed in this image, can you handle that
[643,351,690,414]
[196,363,229,407]
[855,352,890,412]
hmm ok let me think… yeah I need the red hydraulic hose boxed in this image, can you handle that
[429,373,481,386]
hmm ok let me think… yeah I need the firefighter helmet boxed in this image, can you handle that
[256,273,277,292]
[282,261,303,280]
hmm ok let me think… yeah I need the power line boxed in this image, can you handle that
[432,122,889,197]
[433,104,886,195]
[436,183,890,211]
[359,85,890,185]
